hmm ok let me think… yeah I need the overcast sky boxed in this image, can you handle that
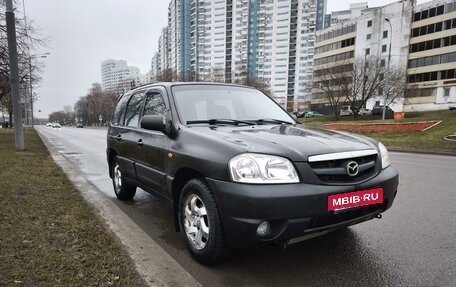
[24,0,429,117]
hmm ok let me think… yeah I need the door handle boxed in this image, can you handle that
[115,135,122,141]
[137,139,144,146]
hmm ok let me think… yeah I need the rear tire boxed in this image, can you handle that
[111,157,136,201]
[178,178,228,265]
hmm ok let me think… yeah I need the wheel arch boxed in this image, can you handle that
[107,149,118,179]
[172,167,206,231]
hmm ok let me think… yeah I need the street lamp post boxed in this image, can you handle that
[382,17,392,121]
[28,53,49,126]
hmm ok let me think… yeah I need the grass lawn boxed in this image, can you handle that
[300,109,456,155]
[0,129,146,286]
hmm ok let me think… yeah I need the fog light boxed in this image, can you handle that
[256,221,270,237]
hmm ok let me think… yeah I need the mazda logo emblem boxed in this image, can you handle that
[346,161,359,177]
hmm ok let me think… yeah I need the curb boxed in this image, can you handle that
[36,128,202,287]
[389,150,456,157]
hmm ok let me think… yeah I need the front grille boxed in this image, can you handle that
[308,154,378,184]
[308,202,387,230]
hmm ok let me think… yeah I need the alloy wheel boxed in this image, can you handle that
[183,194,209,250]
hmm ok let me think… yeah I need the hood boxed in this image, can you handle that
[187,124,378,161]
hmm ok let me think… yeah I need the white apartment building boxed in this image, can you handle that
[314,0,456,112]
[158,27,170,73]
[313,0,415,112]
[101,59,142,94]
[151,53,159,80]
[193,0,228,81]
[168,0,182,77]
[158,0,319,112]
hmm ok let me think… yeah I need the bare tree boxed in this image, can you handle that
[180,69,198,82]
[211,66,225,83]
[313,60,353,120]
[244,76,273,98]
[346,56,388,116]
[314,56,405,119]
[234,68,273,98]
[73,85,117,126]
[0,3,47,126]
[384,67,407,107]
[48,110,67,124]
[74,96,89,125]
[156,68,177,82]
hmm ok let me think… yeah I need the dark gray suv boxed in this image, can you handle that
[107,82,399,265]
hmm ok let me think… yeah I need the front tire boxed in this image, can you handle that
[178,178,228,265]
[111,157,136,201]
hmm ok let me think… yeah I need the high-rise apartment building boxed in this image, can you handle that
[150,54,159,80]
[101,59,142,93]
[158,27,170,73]
[153,0,318,112]
[168,0,181,77]
[316,0,327,31]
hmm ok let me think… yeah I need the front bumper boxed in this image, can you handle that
[206,166,398,248]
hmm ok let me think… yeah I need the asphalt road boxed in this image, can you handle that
[36,126,456,287]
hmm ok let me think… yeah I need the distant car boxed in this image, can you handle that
[450,106,456,111]
[46,123,53,127]
[52,123,61,128]
[359,108,372,116]
[76,123,84,128]
[304,111,324,118]
[296,111,306,118]
[340,105,355,116]
[371,106,393,115]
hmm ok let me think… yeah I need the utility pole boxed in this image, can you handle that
[29,56,33,126]
[382,17,393,121]
[5,0,24,150]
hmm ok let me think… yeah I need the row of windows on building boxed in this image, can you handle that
[314,50,354,66]
[411,18,456,38]
[315,24,356,43]
[408,68,456,83]
[413,2,456,23]
[313,63,353,77]
[408,51,456,69]
[410,35,456,53]
[314,37,355,54]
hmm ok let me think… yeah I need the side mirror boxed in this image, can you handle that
[140,115,166,133]
[289,113,298,122]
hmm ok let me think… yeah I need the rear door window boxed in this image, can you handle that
[111,94,130,126]
[124,91,146,128]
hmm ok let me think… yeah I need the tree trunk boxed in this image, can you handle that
[8,106,13,128]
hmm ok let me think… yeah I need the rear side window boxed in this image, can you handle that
[111,95,130,126]
[124,92,145,128]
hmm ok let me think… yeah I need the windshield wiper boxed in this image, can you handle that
[186,119,256,126]
[252,118,294,125]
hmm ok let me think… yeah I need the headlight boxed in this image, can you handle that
[378,142,391,169]
[229,154,299,184]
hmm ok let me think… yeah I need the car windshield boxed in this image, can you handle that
[171,85,295,125]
